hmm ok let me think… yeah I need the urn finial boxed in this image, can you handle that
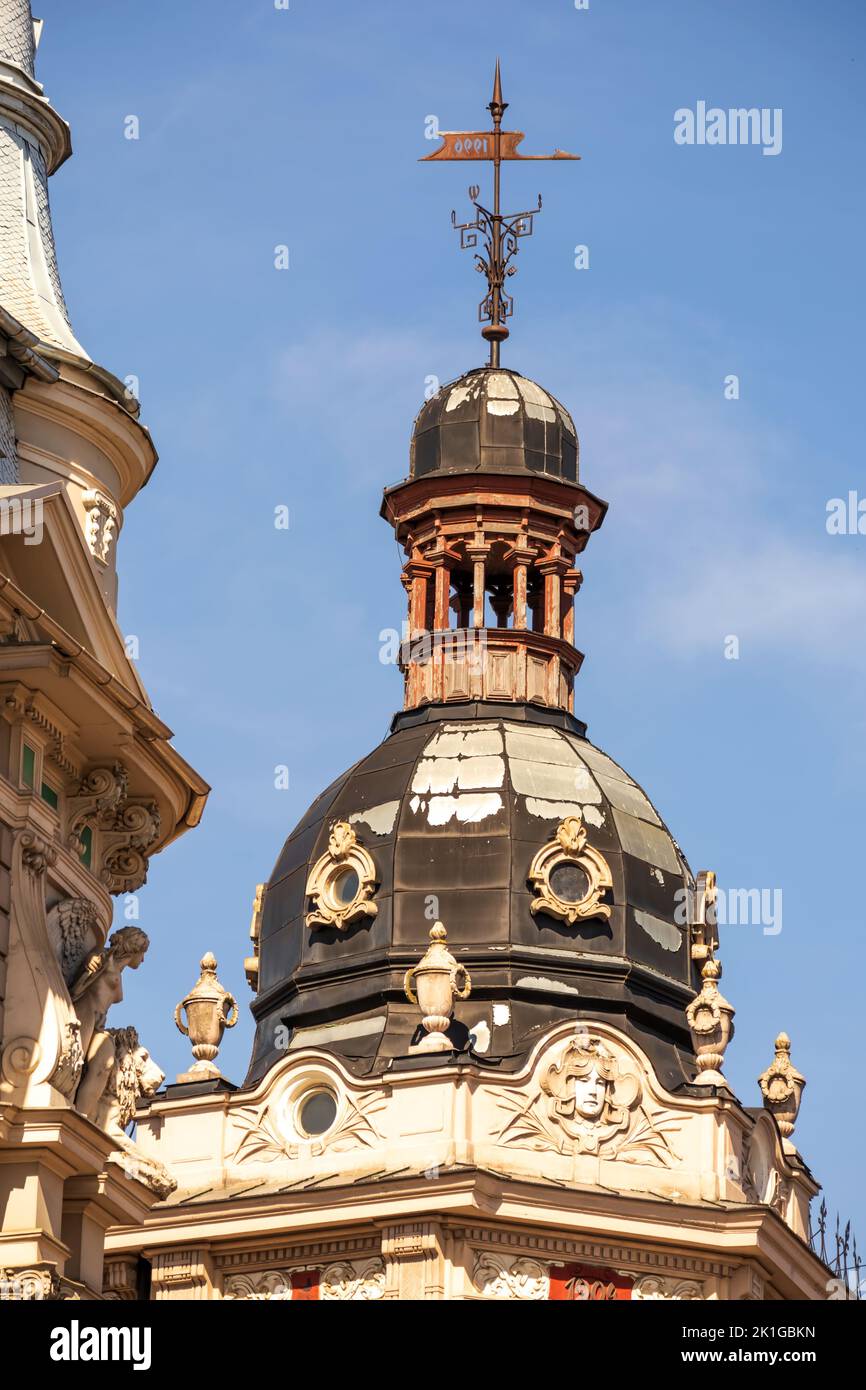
[174,952,238,1082]
[758,1032,805,1142]
[686,957,735,1088]
[404,921,471,1053]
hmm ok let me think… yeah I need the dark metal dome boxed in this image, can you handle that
[410,367,579,481]
[246,703,700,1092]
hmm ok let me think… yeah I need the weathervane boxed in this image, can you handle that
[422,61,579,367]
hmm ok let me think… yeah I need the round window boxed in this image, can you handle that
[331,866,360,905]
[549,860,590,905]
[297,1088,338,1138]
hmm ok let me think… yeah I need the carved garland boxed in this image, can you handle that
[305,821,378,931]
[527,815,613,926]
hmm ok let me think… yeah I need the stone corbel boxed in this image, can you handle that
[66,763,129,837]
[65,763,160,894]
[82,489,119,566]
[102,1256,140,1301]
[98,800,161,894]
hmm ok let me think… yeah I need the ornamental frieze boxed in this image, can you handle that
[223,1259,385,1301]
[472,1252,549,1300]
[473,1254,645,1300]
[632,1275,705,1300]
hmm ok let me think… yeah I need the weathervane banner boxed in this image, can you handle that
[421,130,579,162]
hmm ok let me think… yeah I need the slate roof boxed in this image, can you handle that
[410,367,579,481]
[247,703,699,1093]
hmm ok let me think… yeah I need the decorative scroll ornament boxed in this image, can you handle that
[305,821,378,931]
[50,1021,84,1098]
[632,1276,704,1301]
[758,1032,805,1140]
[686,958,735,1087]
[0,1267,63,1301]
[320,1259,386,1301]
[472,1252,549,1300]
[223,1271,294,1301]
[20,830,57,877]
[495,1033,681,1163]
[404,921,471,1052]
[82,489,119,566]
[65,762,160,894]
[528,815,613,926]
[175,952,238,1078]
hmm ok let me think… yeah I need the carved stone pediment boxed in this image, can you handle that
[493,1030,682,1164]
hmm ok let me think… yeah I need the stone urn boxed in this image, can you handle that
[404,922,471,1053]
[758,1033,805,1140]
[686,958,735,1087]
[175,952,238,1078]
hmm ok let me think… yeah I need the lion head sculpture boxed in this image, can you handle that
[96,1025,165,1138]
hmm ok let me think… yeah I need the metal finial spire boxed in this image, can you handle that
[422,63,580,367]
[489,58,506,120]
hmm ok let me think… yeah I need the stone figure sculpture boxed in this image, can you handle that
[69,927,149,1121]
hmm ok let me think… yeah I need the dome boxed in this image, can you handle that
[247,704,699,1093]
[410,367,579,482]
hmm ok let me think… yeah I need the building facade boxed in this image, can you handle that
[0,6,836,1303]
[0,1,207,1301]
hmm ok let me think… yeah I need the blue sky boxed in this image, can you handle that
[36,0,865,1239]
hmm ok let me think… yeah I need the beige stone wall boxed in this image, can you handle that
[127,1219,784,1302]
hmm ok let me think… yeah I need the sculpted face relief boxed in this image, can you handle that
[573,1064,606,1120]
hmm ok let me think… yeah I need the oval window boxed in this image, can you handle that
[297,1088,338,1138]
[549,860,590,905]
[332,866,360,905]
